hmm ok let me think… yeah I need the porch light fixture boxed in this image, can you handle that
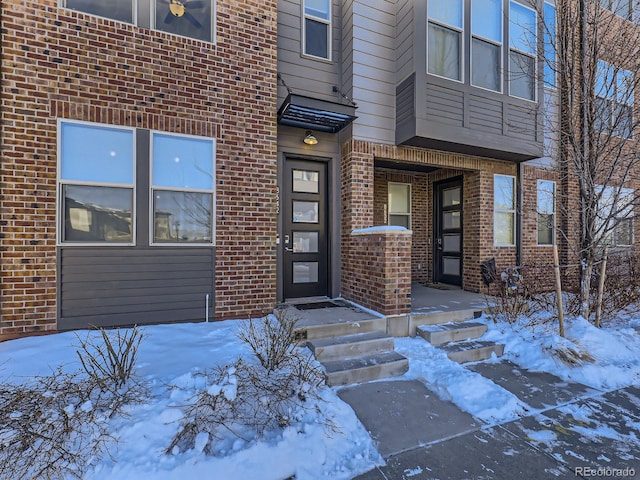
[303,130,318,145]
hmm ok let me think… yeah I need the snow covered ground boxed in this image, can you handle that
[1,311,640,479]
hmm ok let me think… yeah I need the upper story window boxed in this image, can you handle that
[471,0,503,92]
[63,0,134,22]
[596,60,634,138]
[543,2,556,89]
[61,0,215,43]
[509,1,537,101]
[58,121,135,244]
[600,0,632,20]
[303,0,331,60]
[428,0,463,81]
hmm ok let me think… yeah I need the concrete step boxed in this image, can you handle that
[308,331,394,362]
[408,309,483,336]
[416,321,488,346]
[322,351,409,387]
[442,341,505,364]
[295,317,386,341]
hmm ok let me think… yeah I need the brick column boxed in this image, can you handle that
[343,228,412,315]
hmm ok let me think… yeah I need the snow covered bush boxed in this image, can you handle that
[167,312,329,456]
[0,330,148,480]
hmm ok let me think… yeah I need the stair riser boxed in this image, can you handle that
[447,344,505,364]
[312,338,395,362]
[297,318,387,341]
[419,325,487,346]
[326,360,409,387]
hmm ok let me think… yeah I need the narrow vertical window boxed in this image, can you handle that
[388,183,411,229]
[59,121,135,243]
[151,132,215,244]
[596,60,634,138]
[509,1,537,100]
[544,2,556,89]
[494,175,516,246]
[303,0,331,60]
[472,0,503,92]
[537,180,555,245]
[428,0,463,81]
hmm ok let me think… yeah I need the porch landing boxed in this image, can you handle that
[410,283,487,314]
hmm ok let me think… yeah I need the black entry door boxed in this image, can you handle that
[434,178,463,286]
[283,159,328,298]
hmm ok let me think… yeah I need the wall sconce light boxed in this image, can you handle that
[303,130,318,145]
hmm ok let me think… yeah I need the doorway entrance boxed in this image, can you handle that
[282,158,329,298]
[434,177,463,286]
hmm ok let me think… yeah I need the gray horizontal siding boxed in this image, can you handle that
[469,94,503,134]
[507,103,538,140]
[58,247,214,329]
[426,83,465,127]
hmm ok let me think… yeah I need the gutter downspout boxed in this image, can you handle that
[516,161,524,267]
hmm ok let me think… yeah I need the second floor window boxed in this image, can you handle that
[471,0,503,92]
[61,0,215,43]
[596,60,634,139]
[428,0,463,81]
[509,1,537,101]
[303,0,331,60]
[600,0,632,20]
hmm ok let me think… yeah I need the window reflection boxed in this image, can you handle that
[63,185,133,242]
[153,191,212,243]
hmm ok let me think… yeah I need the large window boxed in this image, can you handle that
[600,0,632,20]
[494,175,516,246]
[388,183,411,229]
[537,180,555,245]
[597,186,634,247]
[61,0,215,43]
[151,133,215,244]
[59,121,135,244]
[428,0,463,81]
[509,1,537,100]
[303,0,331,60]
[472,0,502,92]
[596,60,634,138]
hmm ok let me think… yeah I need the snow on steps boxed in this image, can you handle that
[417,321,505,364]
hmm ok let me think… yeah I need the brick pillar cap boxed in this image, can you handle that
[351,226,412,236]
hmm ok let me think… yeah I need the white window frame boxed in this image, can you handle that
[427,0,464,83]
[302,0,332,61]
[509,1,537,101]
[596,60,634,139]
[597,185,635,248]
[388,182,411,229]
[471,0,504,93]
[149,131,216,247]
[57,119,137,246]
[537,180,556,246]
[494,174,516,246]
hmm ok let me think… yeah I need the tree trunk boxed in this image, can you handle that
[595,246,608,328]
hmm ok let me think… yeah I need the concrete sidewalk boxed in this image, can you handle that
[345,362,640,479]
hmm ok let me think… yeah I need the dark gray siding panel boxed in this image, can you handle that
[58,247,214,330]
[427,83,465,127]
[469,94,503,134]
[507,103,538,141]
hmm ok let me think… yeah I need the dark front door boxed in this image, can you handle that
[434,178,463,286]
[283,159,329,298]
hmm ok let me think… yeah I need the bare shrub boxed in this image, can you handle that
[594,251,640,322]
[1,370,113,480]
[237,309,298,372]
[0,328,148,480]
[168,312,329,456]
[486,266,531,324]
[76,325,144,392]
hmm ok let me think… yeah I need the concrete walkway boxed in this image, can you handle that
[345,362,640,480]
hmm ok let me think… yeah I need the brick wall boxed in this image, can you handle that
[1,0,278,338]
[343,229,412,316]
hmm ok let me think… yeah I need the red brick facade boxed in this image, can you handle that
[1,1,278,339]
